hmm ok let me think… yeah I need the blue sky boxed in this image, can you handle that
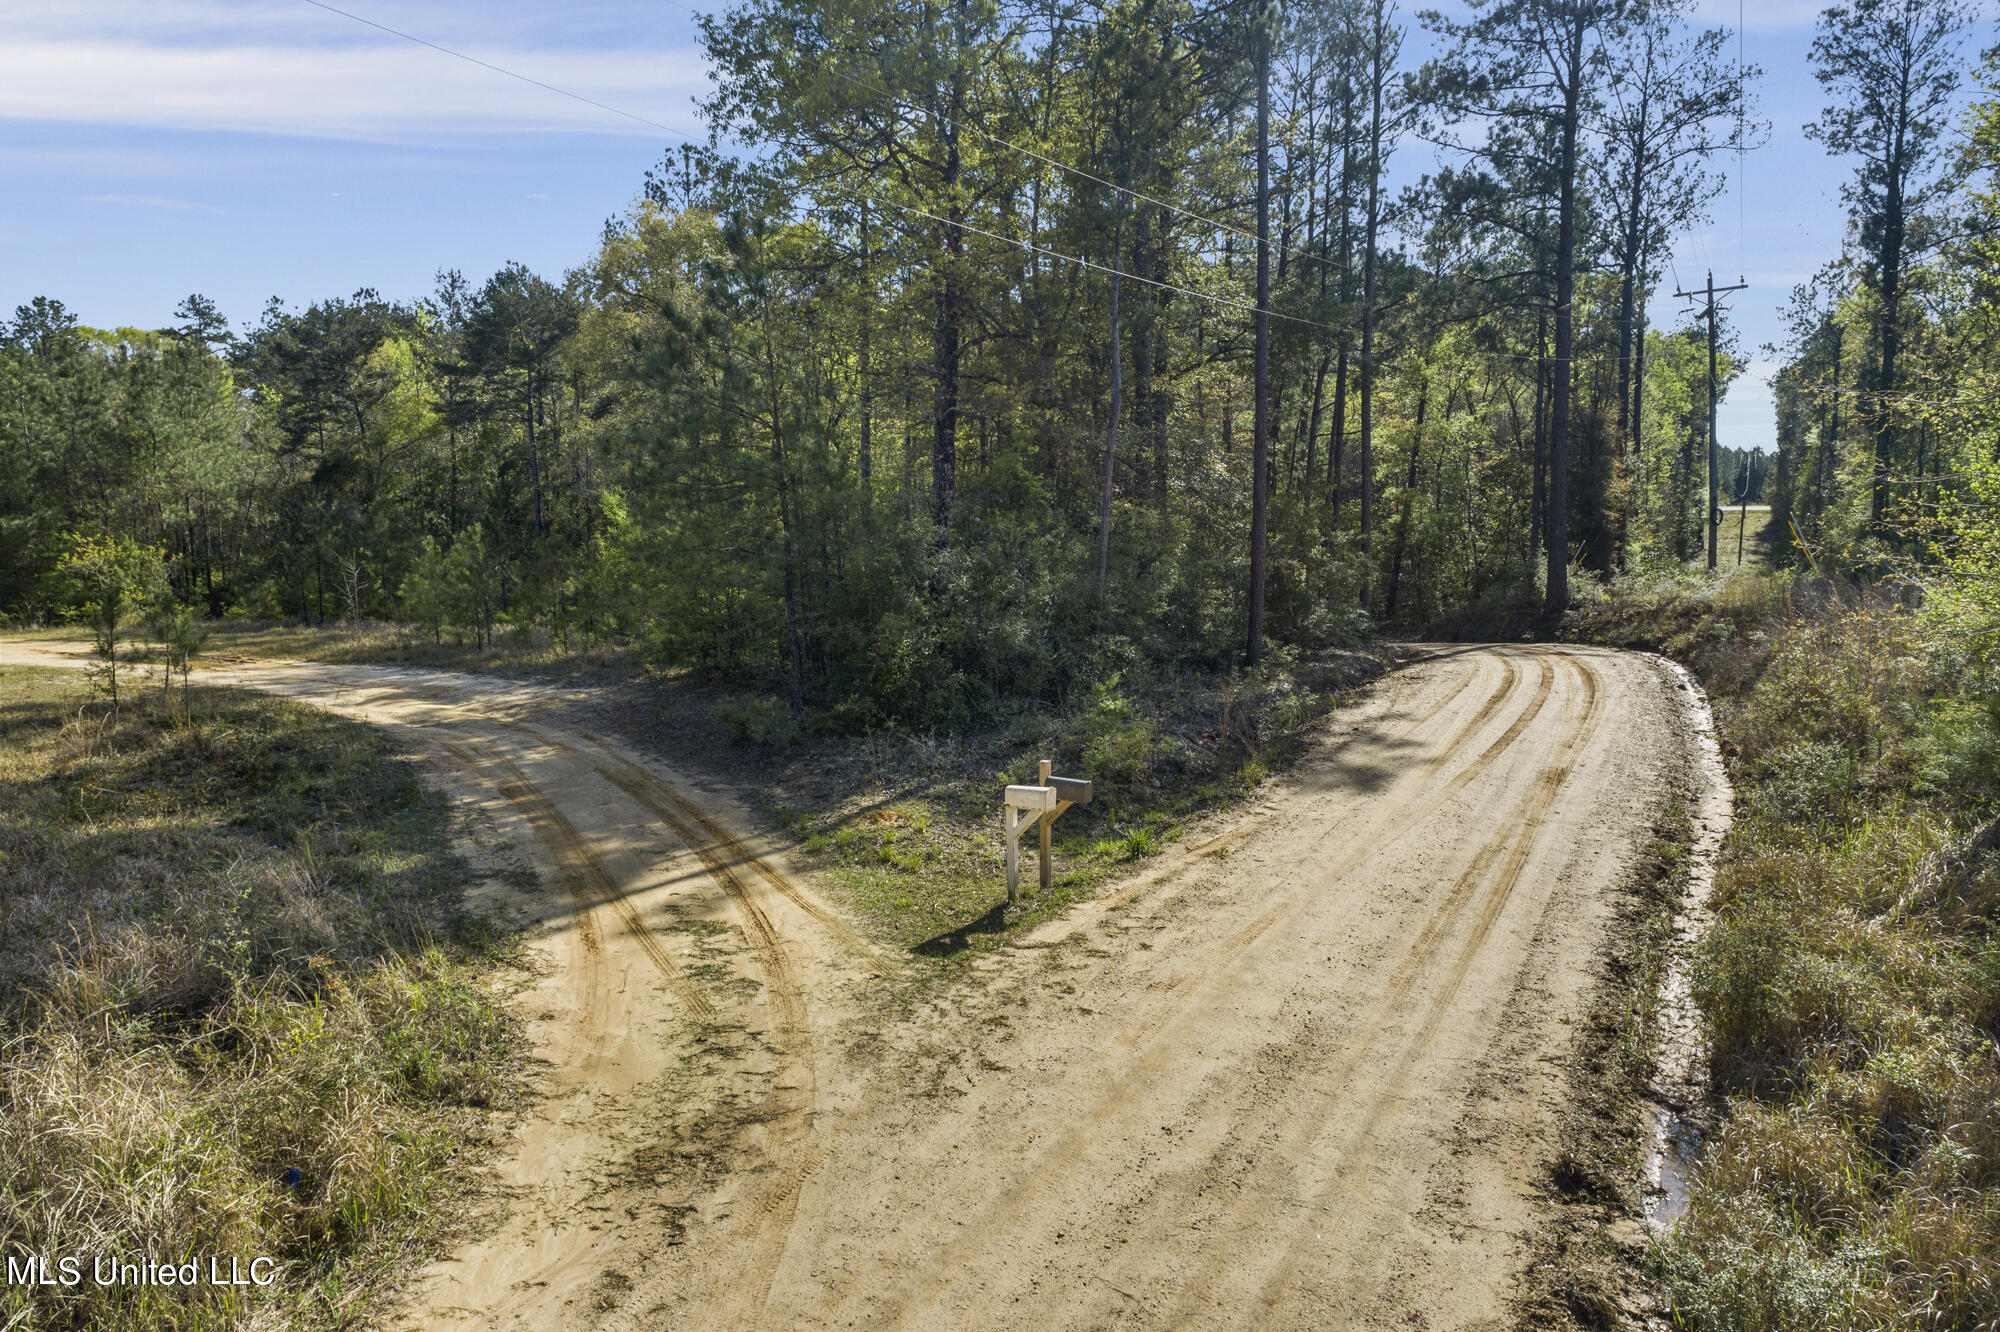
[3,0,1993,453]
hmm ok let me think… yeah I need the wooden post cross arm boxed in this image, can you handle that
[1001,761,1094,905]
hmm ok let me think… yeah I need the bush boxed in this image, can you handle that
[1636,588,2000,1330]
[1746,740,1859,828]
[397,525,501,648]
[1080,675,1156,793]
[714,694,801,750]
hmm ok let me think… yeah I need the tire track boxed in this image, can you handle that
[1174,653,1497,865]
[439,737,717,1021]
[523,732,831,1332]
[881,651,1561,1329]
[440,729,826,1329]
[1100,652,1525,925]
[1248,656,1609,1325]
[561,742,822,1331]
[566,730,890,971]
[592,756,810,1035]
[1188,653,1555,987]
[1142,657,1606,1326]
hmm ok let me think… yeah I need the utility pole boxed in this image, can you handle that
[1674,271,1747,569]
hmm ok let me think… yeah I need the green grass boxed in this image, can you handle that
[763,649,1390,958]
[1714,506,1778,573]
[789,796,1184,954]
[1564,574,2000,1330]
[0,666,522,1330]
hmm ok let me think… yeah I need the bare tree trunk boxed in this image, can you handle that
[1096,267,1124,610]
[1330,347,1349,526]
[527,380,543,542]
[1386,377,1430,618]
[1532,308,1548,574]
[1872,186,1904,533]
[1357,0,1388,613]
[1545,18,1582,613]
[1246,17,1272,667]
[1632,295,1646,459]
[931,29,966,543]
[859,206,873,505]
[1616,121,1646,452]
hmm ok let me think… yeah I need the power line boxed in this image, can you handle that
[301,0,1618,373]
[883,200,1348,332]
[1738,0,1746,269]
[644,0,1344,275]
[297,0,1341,335]
[298,0,704,141]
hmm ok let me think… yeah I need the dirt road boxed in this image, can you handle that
[0,640,1700,1329]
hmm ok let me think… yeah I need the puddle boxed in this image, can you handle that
[1642,656,1733,1230]
[1650,1111,1706,1224]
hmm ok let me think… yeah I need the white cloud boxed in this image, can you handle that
[82,193,225,214]
[4,0,697,46]
[0,5,712,142]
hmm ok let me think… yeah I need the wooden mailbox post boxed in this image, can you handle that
[1002,758,1093,905]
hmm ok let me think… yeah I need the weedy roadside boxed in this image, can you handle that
[641,647,1398,959]
[207,623,1401,962]
[1525,567,2000,1331]
[0,666,527,1331]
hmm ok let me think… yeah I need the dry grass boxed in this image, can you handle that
[191,619,642,682]
[1570,577,2000,1330]
[0,666,521,1330]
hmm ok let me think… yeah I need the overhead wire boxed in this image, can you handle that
[298,0,700,140]
[296,0,1351,332]
[879,200,1348,331]
[1738,0,1746,269]
[642,0,1344,275]
[300,0,1623,373]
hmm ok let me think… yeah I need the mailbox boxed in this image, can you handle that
[1050,776,1093,805]
[1000,760,1096,905]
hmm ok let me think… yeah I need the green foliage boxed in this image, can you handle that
[1627,588,2000,1331]
[52,533,167,707]
[397,525,502,648]
[1080,675,1157,794]
[147,601,211,714]
[1120,825,1162,859]
[1923,454,2000,655]
[714,695,802,750]
[54,533,166,642]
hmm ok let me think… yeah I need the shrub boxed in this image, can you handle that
[1080,675,1156,792]
[1642,589,2000,1330]
[714,695,801,750]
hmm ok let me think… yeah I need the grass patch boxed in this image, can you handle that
[0,666,521,1331]
[759,647,1394,957]
[12,623,1391,965]
[1563,571,2000,1329]
[187,619,643,683]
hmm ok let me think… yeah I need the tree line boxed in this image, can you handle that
[1766,0,1996,602]
[7,0,1985,730]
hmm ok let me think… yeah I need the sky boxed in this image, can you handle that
[3,0,1995,455]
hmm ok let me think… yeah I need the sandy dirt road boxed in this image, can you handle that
[0,639,1699,1330]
